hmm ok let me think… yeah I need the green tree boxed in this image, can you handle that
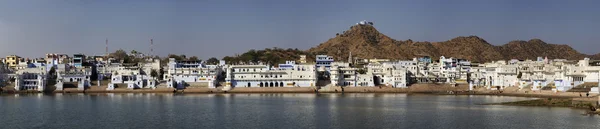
[206,57,220,65]
[222,56,235,64]
[110,49,129,62]
[188,56,200,61]
[159,67,165,80]
[167,54,186,61]
[46,67,57,87]
[130,50,138,55]
[150,70,159,78]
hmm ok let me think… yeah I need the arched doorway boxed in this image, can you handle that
[280,82,284,87]
[275,82,279,87]
[270,82,274,87]
[247,82,251,87]
[260,82,263,87]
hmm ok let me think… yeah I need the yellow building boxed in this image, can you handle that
[368,58,390,63]
[298,55,307,64]
[5,55,21,68]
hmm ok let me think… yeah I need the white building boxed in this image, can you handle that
[106,63,157,90]
[356,20,374,25]
[437,56,471,83]
[55,67,91,91]
[141,58,161,77]
[330,62,358,86]
[467,57,589,92]
[366,62,408,88]
[224,61,317,89]
[45,53,69,65]
[164,58,223,89]
[468,66,487,88]
[14,63,47,91]
[316,55,334,72]
[479,61,518,90]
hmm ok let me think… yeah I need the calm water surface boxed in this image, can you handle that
[1,93,598,129]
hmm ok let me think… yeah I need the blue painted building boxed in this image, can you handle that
[316,55,334,71]
[73,54,86,67]
[278,61,296,70]
[418,56,432,63]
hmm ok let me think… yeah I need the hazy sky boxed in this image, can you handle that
[1,0,599,59]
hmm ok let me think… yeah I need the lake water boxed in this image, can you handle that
[1,93,598,129]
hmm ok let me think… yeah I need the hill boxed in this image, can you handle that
[307,24,596,62]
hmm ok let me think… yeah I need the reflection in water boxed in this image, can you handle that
[0,93,598,129]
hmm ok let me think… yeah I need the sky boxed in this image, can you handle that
[0,0,599,59]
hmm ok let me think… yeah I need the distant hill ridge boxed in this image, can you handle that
[224,24,598,64]
[307,24,596,62]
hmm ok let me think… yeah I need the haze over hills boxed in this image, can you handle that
[307,24,596,63]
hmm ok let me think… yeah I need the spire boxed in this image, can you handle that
[105,38,109,59]
[150,39,154,57]
[348,51,352,63]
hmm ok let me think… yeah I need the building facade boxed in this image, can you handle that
[164,58,222,89]
[106,63,156,90]
[14,63,47,91]
[5,55,21,69]
[224,62,317,89]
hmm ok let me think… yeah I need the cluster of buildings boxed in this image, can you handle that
[382,56,600,93]
[1,52,599,94]
[0,53,161,92]
[163,58,223,89]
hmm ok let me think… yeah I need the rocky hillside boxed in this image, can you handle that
[307,24,595,62]
[497,39,586,61]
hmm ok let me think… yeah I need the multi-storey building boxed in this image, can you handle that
[164,58,222,89]
[14,63,47,91]
[329,62,357,86]
[45,53,69,65]
[106,63,156,90]
[5,55,21,69]
[316,55,334,71]
[365,62,408,88]
[55,66,91,91]
[73,54,86,68]
[224,61,317,89]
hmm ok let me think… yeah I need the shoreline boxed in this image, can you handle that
[4,85,599,113]
[2,84,598,98]
[1,88,596,97]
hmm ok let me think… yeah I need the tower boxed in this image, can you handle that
[348,51,352,64]
[150,39,154,58]
[105,38,108,58]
